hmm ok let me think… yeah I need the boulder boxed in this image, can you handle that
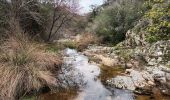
[107,69,155,93]
[107,76,135,90]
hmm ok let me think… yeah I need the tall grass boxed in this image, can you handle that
[0,34,62,99]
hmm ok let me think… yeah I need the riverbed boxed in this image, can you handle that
[33,49,170,100]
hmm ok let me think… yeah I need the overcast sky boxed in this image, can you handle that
[79,0,104,14]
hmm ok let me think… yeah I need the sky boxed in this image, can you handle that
[79,0,104,14]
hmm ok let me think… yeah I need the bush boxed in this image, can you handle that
[0,0,46,40]
[145,0,170,42]
[88,0,147,45]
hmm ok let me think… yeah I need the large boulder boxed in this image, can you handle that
[107,66,170,95]
[107,69,155,93]
[147,65,170,96]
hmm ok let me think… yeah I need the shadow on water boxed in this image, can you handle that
[25,49,170,100]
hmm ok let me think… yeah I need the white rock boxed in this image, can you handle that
[112,76,135,90]
[109,69,155,91]
[157,51,163,56]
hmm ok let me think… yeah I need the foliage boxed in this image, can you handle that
[0,0,80,41]
[145,0,170,42]
[88,0,147,45]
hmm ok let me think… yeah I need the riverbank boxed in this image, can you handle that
[37,48,170,100]
[81,41,170,98]
[38,49,145,100]
[52,33,170,99]
[1,34,167,100]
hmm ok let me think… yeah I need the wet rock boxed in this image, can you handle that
[146,66,170,95]
[107,69,155,93]
[165,73,170,81]
[107,76,135,90]
[83,40,170,95]
[134,88,152,95]
[126,69,154,88]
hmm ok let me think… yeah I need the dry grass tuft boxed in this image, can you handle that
[0,34,62,100]
[76,33,100,51]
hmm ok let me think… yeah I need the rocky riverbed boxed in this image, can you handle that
[25,46,170,100]
[82,40,170,96]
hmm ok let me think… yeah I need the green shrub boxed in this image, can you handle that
[88,0,147,45]
[145,0,170,42]
[146,34,160,43]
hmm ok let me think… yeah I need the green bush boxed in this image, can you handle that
[88,0,147,45]
[144,0,170,42]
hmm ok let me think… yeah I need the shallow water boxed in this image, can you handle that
[38,49,170,100]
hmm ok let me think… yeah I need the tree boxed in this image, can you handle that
[0,0,80,41]
[45,0,80,41]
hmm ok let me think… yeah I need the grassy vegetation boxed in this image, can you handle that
[87,0,147,44]
[0,0,84,98]
[144,0,170,42]
[0,34,62,99]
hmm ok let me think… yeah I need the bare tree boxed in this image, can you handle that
[46,0,80,41]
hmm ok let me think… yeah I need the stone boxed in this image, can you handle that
[148,58,157,66]
[107,76,136,90]
[107,69,155,92]
[165,73,170,81]
[126,63,133,68]
[157,57,162,63]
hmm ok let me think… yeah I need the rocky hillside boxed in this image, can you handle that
[82,0,170,96]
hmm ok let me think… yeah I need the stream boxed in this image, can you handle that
[38,49,169,100]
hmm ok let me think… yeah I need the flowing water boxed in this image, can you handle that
[38,49,170,100]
